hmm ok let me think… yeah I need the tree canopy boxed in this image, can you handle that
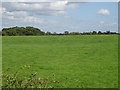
[2,26,45,36]
[1,26,117,36]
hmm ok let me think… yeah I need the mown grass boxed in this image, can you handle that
[2,35,118,88]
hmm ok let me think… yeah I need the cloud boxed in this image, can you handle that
[1,0,89,2]
[23,16,44,24]
[2,15,45,28]
[0,7,6,14]
[1,1,80,28]
[2,7,28,19]
[50,1,68,10]
[2,0,119,2]
[2,2,79,16]
[2,5,46,28]
[2,0,61,2]
[100,21,105,24]
[98,9,110,15]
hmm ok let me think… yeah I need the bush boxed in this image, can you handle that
[2,65,59,88]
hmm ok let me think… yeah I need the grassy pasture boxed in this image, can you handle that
[2,35,118,88]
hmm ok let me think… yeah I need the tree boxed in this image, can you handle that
[64,31,69,35]
[45,32,51,35]
[106,31,111,34]
[98,31,102,34]
[92,31,97,35]
[0,31,2,36]
[52,32,57,35]
[2,26,45,36]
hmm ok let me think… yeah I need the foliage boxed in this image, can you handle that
[64,31,69,35]
[2,65,59,88]
[1,26,117,36]
[0,31,2,36]
[2,26,45,36]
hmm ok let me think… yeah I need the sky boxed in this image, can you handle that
[0,1,118,33]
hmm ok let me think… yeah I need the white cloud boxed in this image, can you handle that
[2,0,119,2]
[1,2,73,29]
[98,9,110,15]
[112,22,117,25]
[2,7,28,20]
[1,5,45,27]
[0,7,6,14]
[50,1,68,10]
[100,21,105,24]
[64,15,71,18]
[2,0,60,2]
[23,16,44,24]
[2,15,46,28]
[2,2,79,16]
[1,1,80,29]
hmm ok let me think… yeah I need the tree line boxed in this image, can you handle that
[0,26,118,36]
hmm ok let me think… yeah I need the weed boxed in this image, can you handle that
[2,66,59,88]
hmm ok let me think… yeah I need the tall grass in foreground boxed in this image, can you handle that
[2,65,59,88]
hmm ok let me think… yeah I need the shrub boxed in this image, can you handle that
[2,65,59,88]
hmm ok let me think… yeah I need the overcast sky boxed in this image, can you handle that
[1,1,118,33]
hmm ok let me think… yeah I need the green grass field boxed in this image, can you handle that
[2,35,118,88]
